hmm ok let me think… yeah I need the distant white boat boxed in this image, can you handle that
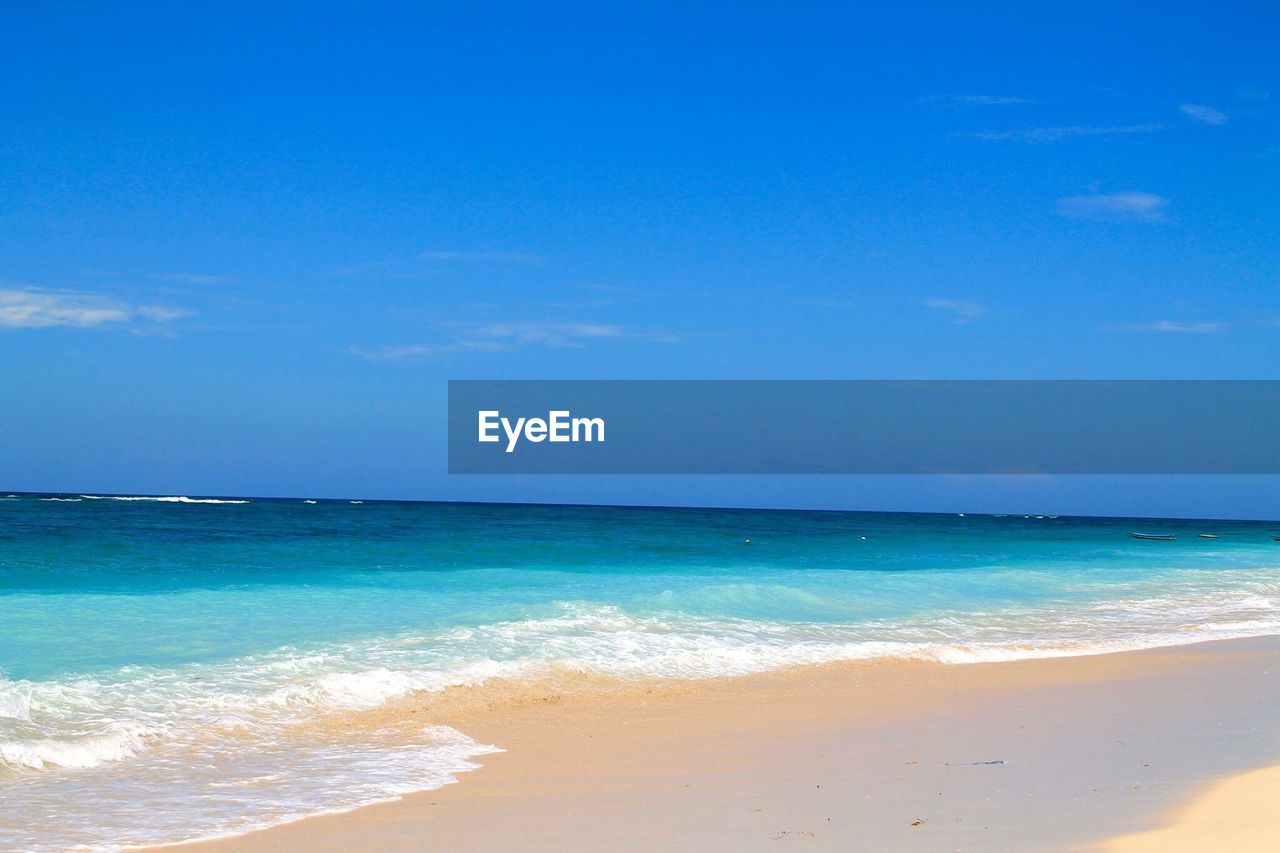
[303,500,317,504]
[1131,532,1176,541]
[1197,533,1220,539]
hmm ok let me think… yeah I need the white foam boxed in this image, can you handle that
[0,683,32,721]
[0,723,149,771]
[4,572,1280,849]
[1,724,498,851]
[79,495,250,504]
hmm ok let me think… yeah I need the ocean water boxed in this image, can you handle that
[3,495,1280,849]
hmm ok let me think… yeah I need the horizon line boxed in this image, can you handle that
[6,489,1279,525]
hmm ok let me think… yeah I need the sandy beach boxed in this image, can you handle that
[167,635,1280,852]
[9,0,1277,848]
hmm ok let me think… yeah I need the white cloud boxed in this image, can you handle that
[350,321,680,362]
[923,298,988,325]
[1056,191,1168,222]
[135,304,195,322]
[467,322,628,347]
[347,344,433,362]
[1179,103,1227,125]
[1109,320,1227,334]
[963,123,1163,142]
[0,288,191,329]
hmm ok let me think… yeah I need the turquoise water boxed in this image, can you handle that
[3,494,1280,849]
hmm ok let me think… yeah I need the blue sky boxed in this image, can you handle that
[2,2,1277,517]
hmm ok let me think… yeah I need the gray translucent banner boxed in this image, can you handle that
[448,380,1280,474]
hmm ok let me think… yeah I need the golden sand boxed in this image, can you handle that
[164,637,1280,852]
[1105,763,1280,852]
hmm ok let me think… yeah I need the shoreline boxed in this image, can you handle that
[162,634,1280,851]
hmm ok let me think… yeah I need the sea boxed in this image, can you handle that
[2,493,1279,849]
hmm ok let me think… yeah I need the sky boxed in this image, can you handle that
[1,1,1278,517]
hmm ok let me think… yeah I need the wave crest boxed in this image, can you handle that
[79,495,250,504]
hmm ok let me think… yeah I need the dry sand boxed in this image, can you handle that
[1105,763,1280,852]
[167,636,1280,852]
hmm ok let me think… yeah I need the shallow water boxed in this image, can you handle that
[2,495,1278,849]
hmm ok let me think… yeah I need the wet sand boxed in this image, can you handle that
[168,636,1280,851]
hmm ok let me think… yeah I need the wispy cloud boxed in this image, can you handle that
[1179,103,1227,125]
[0,288,191,329]
[1057,191,1168,222]
[148,272,231,285]
[923,298,988,325]
[347,344,433,362]
[465,322,642,348]
[350,321,680,362]
[135,305,194,322]
[1106,320,1227,334]
[417,250,540,263]
[921,94,1036,106]
[962,123,1163,142]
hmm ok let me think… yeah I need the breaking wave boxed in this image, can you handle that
[79,495,250,505]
